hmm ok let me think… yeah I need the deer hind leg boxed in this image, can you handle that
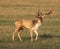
[17,27,23,42]
[12,28,19,41]
[17,32,22,42]
[34,30,38,41]
[12,26,23,41]
[29,29,33,42]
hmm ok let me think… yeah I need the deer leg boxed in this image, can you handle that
[17,27,24,41]
[29,30,33,42]
[12,28,19,41]
[12,32,14,41]
[34,30,38,41]
[17,29,23,42]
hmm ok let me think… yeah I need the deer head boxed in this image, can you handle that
[36,9,42,18]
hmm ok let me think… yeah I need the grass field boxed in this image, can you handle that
[0,0,60,49]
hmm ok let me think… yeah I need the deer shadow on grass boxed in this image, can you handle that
[38,33,60,40]
[27,33,60,41]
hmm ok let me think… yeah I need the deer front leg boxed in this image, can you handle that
[34,30,38,41]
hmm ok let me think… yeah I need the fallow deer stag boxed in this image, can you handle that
[12,8,53,42]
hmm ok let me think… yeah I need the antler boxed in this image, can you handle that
[43,8,53,15]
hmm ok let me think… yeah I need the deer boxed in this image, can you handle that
[12,8,53,42]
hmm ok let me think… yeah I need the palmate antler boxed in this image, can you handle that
[42,8,53,15]
[37,8,53,16]
[37,8,53,18]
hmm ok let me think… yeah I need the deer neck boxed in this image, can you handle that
[36,16,43,23]
[32,18,42,30]
[32,18,42,26]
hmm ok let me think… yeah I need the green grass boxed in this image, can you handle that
[0,0,60,49]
